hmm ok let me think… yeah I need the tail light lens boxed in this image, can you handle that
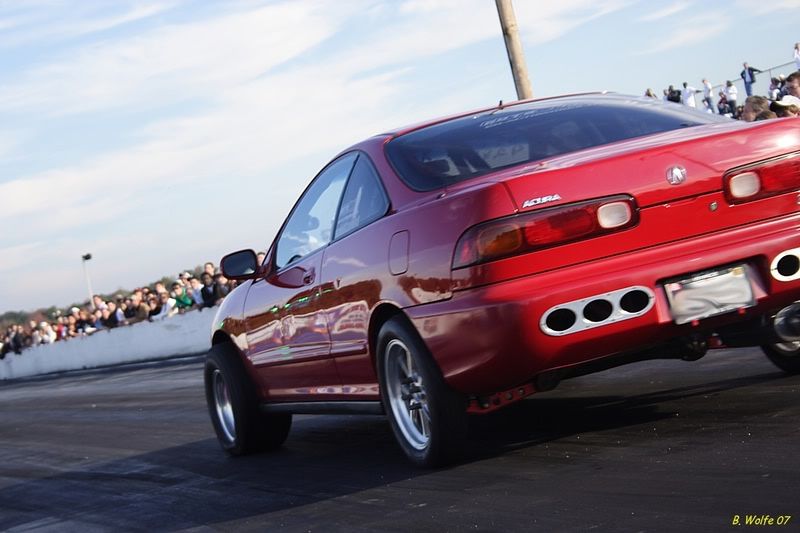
[724,152,800,204]
[453,195,638,269]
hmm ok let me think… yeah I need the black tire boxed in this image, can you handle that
[204,342,291,455]
[761,341,800,374]
[376,316,467,467]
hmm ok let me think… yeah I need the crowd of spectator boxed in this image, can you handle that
[0,260,240,358]
[647,44,800,122]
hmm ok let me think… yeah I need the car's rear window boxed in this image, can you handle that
[385,95,729,191]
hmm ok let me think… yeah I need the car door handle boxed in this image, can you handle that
[303,268,315,285]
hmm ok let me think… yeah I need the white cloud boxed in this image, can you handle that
[515,0,633,44]
[734,0,800,14]
[0,1,352,115]
[0,1,175,49]
[638,1,690,21]
[63,3,176,37]
[635,13,729,55]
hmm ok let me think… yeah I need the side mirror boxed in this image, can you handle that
[220,249,258,280]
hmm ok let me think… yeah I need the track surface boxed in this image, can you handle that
[0,348,798,532]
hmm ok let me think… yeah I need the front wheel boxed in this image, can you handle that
[761,341,800,374]
[377,317,467,467]
[204,343,292,455]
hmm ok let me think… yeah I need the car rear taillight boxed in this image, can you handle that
[453,195,638,269]
[724,152,800,204]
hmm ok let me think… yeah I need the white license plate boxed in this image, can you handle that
[664,265,755,325]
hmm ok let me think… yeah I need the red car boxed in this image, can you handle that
[205,94,800,466]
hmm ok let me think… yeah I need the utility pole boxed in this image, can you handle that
[82,253,96,311]
[495,0,533,100]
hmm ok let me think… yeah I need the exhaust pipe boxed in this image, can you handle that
[771,249,800,281]
[774,303,800,342]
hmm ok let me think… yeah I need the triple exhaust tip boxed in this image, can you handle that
[541,286,655,336]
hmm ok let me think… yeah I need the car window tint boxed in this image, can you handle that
[385,95,729,191]
[275,154,355,269]
[334,155,389,239]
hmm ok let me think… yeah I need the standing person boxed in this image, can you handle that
[681,82,698,108]
[126,291,151,324]
[151,292,178,320]
[740,62,762,97]
[794,42,800,71]
[170,282,194,312]
[40,322,57,344]
[92,295,107,311]
[200,272,223,308]
[701,79,715,113]
[769,77,782,101]
[214,273,232,298]
[189,277,205,308]
[666,85,681,103]
[725,81,739,117]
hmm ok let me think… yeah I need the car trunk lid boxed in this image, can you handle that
[491,120,796,211]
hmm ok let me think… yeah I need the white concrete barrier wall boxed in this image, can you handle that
[0,309,215,380]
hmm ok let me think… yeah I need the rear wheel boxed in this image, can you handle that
[761,341,800,374]
[377,317,467,467]
[204,343,291,455]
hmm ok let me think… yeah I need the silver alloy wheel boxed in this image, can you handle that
[384,339,431,451]
[212,369,236,443]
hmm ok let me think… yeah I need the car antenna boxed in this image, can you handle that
[487,99,505,115]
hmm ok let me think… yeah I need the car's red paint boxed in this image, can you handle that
[410,212,800,394]
[212,93,800,409]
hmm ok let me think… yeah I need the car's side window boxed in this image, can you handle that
[275,154,356,269]
[334,155,390,239]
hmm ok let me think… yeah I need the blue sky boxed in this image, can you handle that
[1,0,798,313]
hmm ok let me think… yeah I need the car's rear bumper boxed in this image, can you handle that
[406,213,800,394]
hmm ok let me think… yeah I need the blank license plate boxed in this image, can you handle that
[664,265,755,325]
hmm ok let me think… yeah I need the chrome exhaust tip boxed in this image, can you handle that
[540,286,655,336]
[772,248,800,282]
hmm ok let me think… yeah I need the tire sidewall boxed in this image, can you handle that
[377,317,465,467]
[761,342,800,374]
[205,345,249,454]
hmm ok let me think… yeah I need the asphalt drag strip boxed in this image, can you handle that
[0,347,797,531]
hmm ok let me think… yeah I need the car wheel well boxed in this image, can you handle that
[368,304,406,368]
[212,330,232,347]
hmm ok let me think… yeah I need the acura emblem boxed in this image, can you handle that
[666,166,687,185]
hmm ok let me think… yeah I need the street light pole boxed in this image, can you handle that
[495,0,533,100]
[82,253,95,311]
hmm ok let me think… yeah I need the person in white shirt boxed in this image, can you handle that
[725,81,739,117]
[769,77,781,101]
[701,79,715,113]
[151,292,179,320]
[681,82,699,108]
[794,42,800,71]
